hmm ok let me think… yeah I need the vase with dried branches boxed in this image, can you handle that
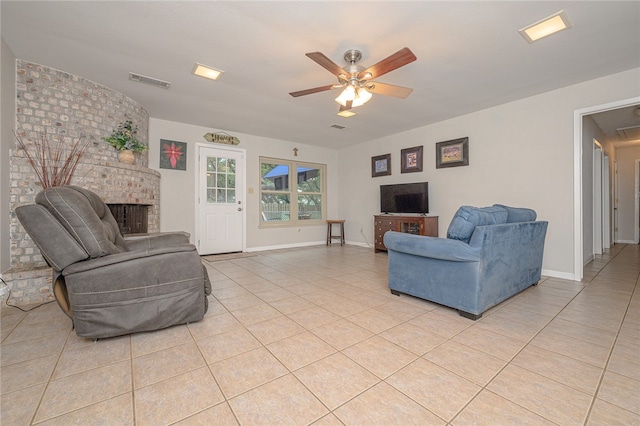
[14,131,91,188]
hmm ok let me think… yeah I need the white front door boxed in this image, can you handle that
[197,145,245,254]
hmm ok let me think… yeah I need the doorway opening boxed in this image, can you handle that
[574,96,640,281]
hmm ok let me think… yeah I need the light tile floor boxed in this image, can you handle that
[1,244,638,425]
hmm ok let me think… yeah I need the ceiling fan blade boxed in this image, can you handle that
[359,47,417,80]
[306,52,348,77]
[339,100,353,111]
[289,84,336,97]
[367,82,413,99]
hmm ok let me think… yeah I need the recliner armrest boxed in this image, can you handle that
[124,232,190,251]
[383,231,481,262]
[62,244,198,275]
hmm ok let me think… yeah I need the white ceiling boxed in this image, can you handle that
[2,1,639,149]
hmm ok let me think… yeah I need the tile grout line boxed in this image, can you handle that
[28,323,73,425]
[582,244,640,424]
[129,333,137,426]
[444,271,604,425]
[8,245,636,425]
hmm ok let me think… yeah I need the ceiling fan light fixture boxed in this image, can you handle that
[519,10,572,43]
[355,87,372,106]
[335,85,356,106]
[192,63,224,81]
[335,86,372,108]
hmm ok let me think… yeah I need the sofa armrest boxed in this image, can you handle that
[468,221,548,285]
[62,244,197,275]
[124,232,190,251]
[383,231,481,262]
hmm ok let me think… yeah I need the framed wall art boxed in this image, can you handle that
[436,137,469,169]
[371,153,392,177]
[401,145,423,173]
[160,139,187,171]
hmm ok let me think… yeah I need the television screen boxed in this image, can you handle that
[380,182,429,214]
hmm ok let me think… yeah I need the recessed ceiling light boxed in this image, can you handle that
[192,63,224,81]
[519,10,572,43]
[337,110,357,118]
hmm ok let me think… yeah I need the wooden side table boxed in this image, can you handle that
[326,219,345,246]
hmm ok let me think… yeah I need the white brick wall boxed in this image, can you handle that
[7,60,160,306]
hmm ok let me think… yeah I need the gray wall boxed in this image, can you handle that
[338,68,640,280]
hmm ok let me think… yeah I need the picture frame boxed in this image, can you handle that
[401,145,423,173]
[160,139,187,171]
[436,137,469,169]
[371,153,391,177]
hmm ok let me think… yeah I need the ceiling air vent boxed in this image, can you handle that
[616,125,640,141]
[129,72,171,89]
[330,124,347,130]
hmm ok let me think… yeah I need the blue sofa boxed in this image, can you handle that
[384,205,548,319]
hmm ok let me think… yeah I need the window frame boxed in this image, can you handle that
[259,157,326,228]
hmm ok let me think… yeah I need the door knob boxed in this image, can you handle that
[238,207,243,211]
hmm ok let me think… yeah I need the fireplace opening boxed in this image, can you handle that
[108,204,149,235]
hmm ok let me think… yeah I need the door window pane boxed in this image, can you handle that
[207,156,236,204]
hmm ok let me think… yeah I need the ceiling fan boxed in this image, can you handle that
[289,47,417,112]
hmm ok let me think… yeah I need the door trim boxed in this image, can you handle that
[574,96,640,280]
[194,143,247,253]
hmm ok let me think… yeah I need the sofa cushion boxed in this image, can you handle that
[446,205,508,243]
[493,204,537,223]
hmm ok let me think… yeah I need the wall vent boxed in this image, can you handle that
[129,72,171,89]
[616,125,640,141]
[330,124,347,130]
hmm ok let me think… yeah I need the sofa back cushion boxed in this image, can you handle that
[446,205,508,243]
[493,204,537,223]
[36,186,127,258]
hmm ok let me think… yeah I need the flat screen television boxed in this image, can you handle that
[380,182,429,214]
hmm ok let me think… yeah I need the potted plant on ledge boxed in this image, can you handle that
[103,119,147,164]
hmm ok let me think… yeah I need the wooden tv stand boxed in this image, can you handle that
[374,214,439,253]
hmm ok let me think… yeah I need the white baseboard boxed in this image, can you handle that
[583,253,595,266]
[542,269,578,281]
[246,241,326,252]
[247,241,375,252]
[615,239,637,244]
[345,241,372,249]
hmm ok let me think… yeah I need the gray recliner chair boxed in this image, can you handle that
[15,185,211,339]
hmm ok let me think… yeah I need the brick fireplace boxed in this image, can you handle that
[6,60,160,305]
[108,204,150,235]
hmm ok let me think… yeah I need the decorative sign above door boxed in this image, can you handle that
[203,132,240,145]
